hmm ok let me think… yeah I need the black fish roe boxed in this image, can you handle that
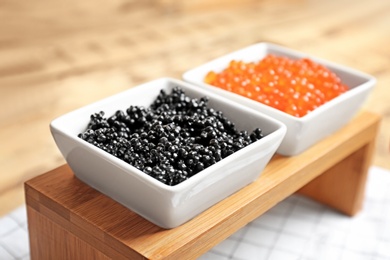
[78,87,265,186]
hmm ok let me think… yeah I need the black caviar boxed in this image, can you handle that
[78,87,265,186]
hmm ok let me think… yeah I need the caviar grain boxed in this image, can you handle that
[79,87,265,186]
[204,54,349,117]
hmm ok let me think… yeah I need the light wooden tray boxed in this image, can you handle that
[25,111,380,260]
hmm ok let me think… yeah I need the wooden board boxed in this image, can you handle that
[25,111,380,259]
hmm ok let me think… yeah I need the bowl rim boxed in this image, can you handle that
[51,77,286,193]
[182,42,377,122]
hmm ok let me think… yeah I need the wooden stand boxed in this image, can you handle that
[25,111,380,260]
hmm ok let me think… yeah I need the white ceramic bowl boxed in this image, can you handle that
[183,42,376,156]
[50,78,286,228]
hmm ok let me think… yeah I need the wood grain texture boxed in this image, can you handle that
[25,111,380,259]
[1,0,390,216]
[298,142,375,216]
[27,206,114,260]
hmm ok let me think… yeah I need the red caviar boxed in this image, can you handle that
[204,54,349,117]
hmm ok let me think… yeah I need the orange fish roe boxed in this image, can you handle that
[204,54,349,117]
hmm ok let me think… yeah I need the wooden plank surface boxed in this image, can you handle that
[2,0,390,216]
[25,111,380,259]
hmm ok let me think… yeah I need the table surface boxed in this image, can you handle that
[25,111,380,259]
[1,0,390,217]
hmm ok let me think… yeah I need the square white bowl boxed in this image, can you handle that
[183,42,376,156]
[50,77,286,229]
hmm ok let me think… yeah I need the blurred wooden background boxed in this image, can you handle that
[1,0,389,216]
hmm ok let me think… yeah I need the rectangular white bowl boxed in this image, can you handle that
[183,42,376,156]
[50,78,286,229]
